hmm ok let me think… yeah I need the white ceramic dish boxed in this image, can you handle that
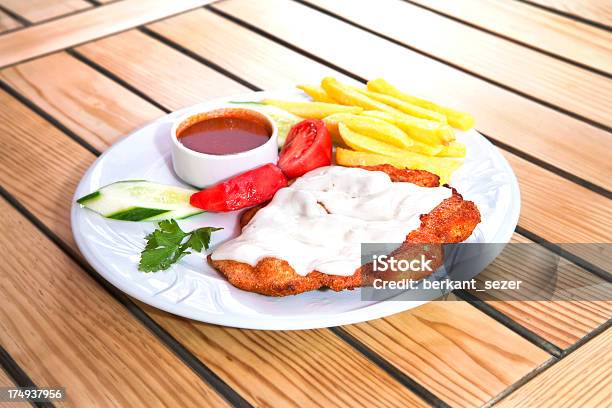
[71,90,520,330]
[170,105,279,188]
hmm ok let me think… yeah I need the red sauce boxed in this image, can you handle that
[177,108,272,155]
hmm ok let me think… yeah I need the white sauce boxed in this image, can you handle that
[211,166,451,276]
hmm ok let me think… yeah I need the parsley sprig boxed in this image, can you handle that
[138,219,222,272]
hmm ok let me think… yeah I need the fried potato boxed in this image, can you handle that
[338,121,442,157]
[362,110,454,145]
[262,99,362,118]
[297,84,335,103]
[436,142,467,158]
[338,123,408,157]
[321,77,400,113]
[335,147,461,184]
[405,140,444,156]
[321,113,348,147]
[368,78,475,130]
[355,88,447,124]
[326,113,413,148]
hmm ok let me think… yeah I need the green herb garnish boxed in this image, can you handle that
[138,219,222,272]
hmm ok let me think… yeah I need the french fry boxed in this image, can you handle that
[297,84,336,103]
[338,120,442,157]
[325,113,413,148]
[436,142,466,158]
[367,78,475,130]
[321,113,348,146]
[368,78,440,111]
[321,77,400,113]
[406,140,444,156]
[355,88,447,124]
[262,99,362,118]
[362,110,455,145]
[338,123,408,157]
[335,148,461,184]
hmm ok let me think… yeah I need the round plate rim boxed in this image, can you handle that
[71,90,521,330]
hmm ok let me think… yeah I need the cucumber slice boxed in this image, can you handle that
[229,101,301,147]
[76,181,203,221]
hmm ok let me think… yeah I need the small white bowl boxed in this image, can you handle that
[170,105,278,188]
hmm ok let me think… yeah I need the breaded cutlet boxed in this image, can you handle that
[209,165,480,296]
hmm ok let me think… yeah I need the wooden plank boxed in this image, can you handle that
[144,300,550,408]
[407,0,612,75]
[0,58,428,408]
[0,97,230,406]
[498,328,612,407]
[343,302,550,407]
[527,0,612,28]
[139,304,429,407]
[0,368,12,385]
[0,49,551,407]
[505,149,611,270]
[473,234,611,349]
[0,51,163,152]
[251,0,612,129]
[76,29,249,110]
[503,151,612,243]
[0,0,91,23]
[0,9,21,33]
[149,8,612,245]
[204,1,612,192]
[0,0,216,68]
[0,398,28,407]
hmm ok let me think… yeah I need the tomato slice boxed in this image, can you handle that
[190,163,287,212]
[278,119,332,179]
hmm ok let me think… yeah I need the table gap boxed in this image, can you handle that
[139,26,261,91]
[481,134,611,199]
[67,48,170,112]
[0,344,55,408]
[0,79,98,155]
[330,327,452,408]
[514,226,612,283]
[488,319,611,406]
[0,3,30,26]
[454,290,564,356]
[0,2,104,32]
[0,1,218,70]
[513,0,612,32]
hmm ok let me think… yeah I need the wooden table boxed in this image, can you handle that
[0,0,610,406]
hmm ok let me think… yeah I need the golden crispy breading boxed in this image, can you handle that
[355,164,440,187]
[209,167,480,296]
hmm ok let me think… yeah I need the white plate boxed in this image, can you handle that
[71,90,520,330]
